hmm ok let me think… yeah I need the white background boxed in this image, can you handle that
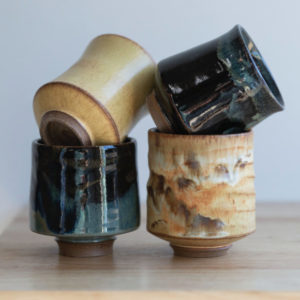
[1,0,299,227]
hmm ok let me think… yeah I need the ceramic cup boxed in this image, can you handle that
[34,34,155,146]
[30,138,140,257]
[147,25,284,134]
[147,129,255,257]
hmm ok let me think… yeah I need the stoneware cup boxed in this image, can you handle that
[34,34,155,146]
[147,129,255,257]
[147,24,284,135]
[30,138,140,257]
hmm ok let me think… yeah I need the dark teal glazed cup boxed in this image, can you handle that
[30,138,140,257]
[149,24,284,134]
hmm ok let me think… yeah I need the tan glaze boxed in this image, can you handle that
[147,129,255,257]
[34,34,155,145]
[56,239,114,258]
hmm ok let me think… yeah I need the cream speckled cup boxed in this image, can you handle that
[147,129,255,257]
[34,34,155,146]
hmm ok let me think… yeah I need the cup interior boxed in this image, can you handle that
[34,137,135,149]
[238,25,284,109]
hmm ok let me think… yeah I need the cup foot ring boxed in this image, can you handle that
[170,243,231,258]
[40,110,92,146]
[56,238,115,257]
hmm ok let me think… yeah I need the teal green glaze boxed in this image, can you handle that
[30,138,140,243]
[155,24,284,135]
[217,25,284,132]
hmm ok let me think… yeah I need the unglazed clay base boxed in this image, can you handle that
[40,110,92,146]
[148,230,254,258]
[56,239,115,258]
[170,244,231,258]
[146,90,173,133]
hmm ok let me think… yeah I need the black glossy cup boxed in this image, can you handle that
[30,138,140,257]
[148,25,284,134]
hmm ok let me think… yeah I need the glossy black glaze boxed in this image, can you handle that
[30,138,140,240]
[155,25,284,134]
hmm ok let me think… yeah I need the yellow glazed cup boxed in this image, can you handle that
[147,129,256,257]
[34,34,155,145]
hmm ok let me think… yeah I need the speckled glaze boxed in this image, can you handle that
[30,138,140,255]
[147,129,255,257]
[34,34,155,145]
[150,25,284,134]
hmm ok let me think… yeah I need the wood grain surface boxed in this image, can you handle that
[1,291,300,300]
[0,203,300,293]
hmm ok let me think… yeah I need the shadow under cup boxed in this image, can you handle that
[30,138,140,257]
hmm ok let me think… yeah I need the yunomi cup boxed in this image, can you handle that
[147,25,284,135]
[147,129,255,257]
[34,34,155,146]
[30,138,140,257]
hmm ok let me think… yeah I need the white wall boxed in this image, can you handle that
[1,0,299,223]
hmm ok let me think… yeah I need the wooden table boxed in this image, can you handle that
[1,203,300,299]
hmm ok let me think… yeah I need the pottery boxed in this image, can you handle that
[30,138,140,257]
[147,129,255,257]
[34,34,155,146]
[148,25,284,134]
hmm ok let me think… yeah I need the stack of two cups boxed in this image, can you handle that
[30,25,284,258]
[146,25,284,257]
[30,35,155,257]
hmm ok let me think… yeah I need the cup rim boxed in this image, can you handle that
[235,24,284,111]
[148,127,252,138]
[32,137,136,149]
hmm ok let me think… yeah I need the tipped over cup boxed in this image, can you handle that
[148,25,284,135]
[34,34,155,146]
